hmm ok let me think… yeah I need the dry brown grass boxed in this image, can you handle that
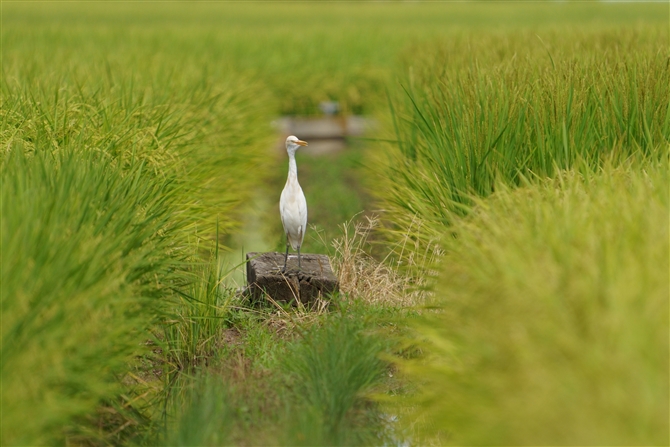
[329,215,434,307]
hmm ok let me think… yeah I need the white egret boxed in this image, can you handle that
[280,135,308,272]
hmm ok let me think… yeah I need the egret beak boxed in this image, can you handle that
[296,140,308,146]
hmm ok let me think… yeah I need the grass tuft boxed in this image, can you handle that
[331,215,432,307]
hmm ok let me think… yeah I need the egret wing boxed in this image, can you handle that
[280,180,308,250]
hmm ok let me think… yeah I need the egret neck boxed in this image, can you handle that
[287,149,298,181]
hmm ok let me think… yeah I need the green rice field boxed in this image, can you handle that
[1,1,668,445]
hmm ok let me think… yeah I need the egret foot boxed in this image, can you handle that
[282,246,303,274]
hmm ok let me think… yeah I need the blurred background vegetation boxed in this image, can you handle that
[1,1,667,445]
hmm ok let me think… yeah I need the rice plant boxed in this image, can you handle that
[1,10,272,442]
[163,301,393,447]
[0,145,185,444]
[397,161,669,445]
[3,1,667,444]
[162,248,236,372]
[283,305,388,445]
[163,372,237,447]
[374,25,669,258]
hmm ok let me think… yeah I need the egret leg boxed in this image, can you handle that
[282,244,289,273]
[298,246,301,270]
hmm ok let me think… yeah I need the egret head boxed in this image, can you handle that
[286,135,308,154]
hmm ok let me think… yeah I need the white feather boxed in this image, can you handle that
[280,135,309,255]
[280,176,307,250]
